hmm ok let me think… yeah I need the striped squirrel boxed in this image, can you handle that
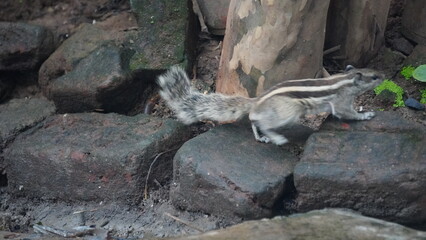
[157,65,384,145]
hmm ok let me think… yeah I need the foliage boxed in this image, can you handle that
[401,65,426,82]
[374,79,405,107]
[413,65,426,82]
[420,89,426,104]
[400,65,415,80]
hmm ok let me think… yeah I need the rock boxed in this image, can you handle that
[403,44,426,67]
[39,24,118,88]
[0,22,55,71]
[390,37,414,56]
[38,24,145,113]
[405,97,425,110]
[38,3,197,113]
[129,0,196,70]
[0,98,55,172]
[167,209,426,240]
[0,231,45,240]
[0,79,14,103]
[320,111,421,132]
[294,112,426,225]
[367,47,405,78]
[0,213,11,231]
[44,44,140,113]
[170,121,299,219]
[4,113,190,203]
[0,98,56,143]
[38,11,195,114]
[95,11,138,32]
[374,89,399,106]
[2,209,426,240]
[197,0,231,35]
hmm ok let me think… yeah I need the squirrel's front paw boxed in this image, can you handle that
[361,111,375,120]
[257,136,271,143]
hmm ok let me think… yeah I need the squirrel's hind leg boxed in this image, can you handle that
[251,122,272,143]
[260,128,288,145]
[250,121,288,145]
[249,99,302,145]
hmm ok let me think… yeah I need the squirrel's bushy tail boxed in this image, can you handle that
[157,66,254,124]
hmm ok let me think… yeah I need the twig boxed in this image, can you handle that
[123,26,139,32]
[323,45,341,55]
[192,64,197,80]
[33,225,49,235]
[33,225,95,238]
[192,0,209,33]
[331,55,346,60]
[164,212,204,233]
[143,95,160,115]
[144,148,179,199]
[214,41,222,51]
[153,179,162,188]
[72,208,99,214]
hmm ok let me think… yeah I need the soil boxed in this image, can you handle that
[0,0,425,239]
[0,186,238,238]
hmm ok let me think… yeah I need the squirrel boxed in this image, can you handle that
[157,65,384,145]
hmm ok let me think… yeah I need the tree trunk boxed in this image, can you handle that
[402,0,426,45]
[325,0,391,67]
[216,0,330,97]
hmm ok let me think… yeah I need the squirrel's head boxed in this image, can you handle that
[344,65,385,92]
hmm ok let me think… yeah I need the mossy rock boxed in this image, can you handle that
[374,80,405,107]
[129,0,196,71]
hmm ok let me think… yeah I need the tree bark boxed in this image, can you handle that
[325,0,391,67]
[216,0,330,97]
[402,0,426,45]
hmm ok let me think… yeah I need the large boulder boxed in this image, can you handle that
[38,1,198,113]
[0,22,54,71]
[403,44,426,67]
[0,78,13,103]
[170,121,299,219]
[167,209,426,240]
[38,24,145,113]
[0,98,55,173]
[2,209,426,239]
[39,24,122,89]
[0,97,56,146]
[4,113,190,203]
[294,112,426,225]
[44,44,139,113]
[129,0,196,70]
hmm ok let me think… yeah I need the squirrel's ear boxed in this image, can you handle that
[353,73,363,85]
[345,65,355,72]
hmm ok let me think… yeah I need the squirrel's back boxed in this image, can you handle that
[157,66,254,124]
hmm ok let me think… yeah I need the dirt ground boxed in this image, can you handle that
[0,0,425,238]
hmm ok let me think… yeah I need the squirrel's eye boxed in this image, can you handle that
[372,75,379,80]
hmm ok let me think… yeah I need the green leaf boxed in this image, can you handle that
[413,65,426,82]
[420,89,426,104]
[400,65,415,80]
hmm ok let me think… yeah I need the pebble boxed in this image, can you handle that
[404,97,425,110]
